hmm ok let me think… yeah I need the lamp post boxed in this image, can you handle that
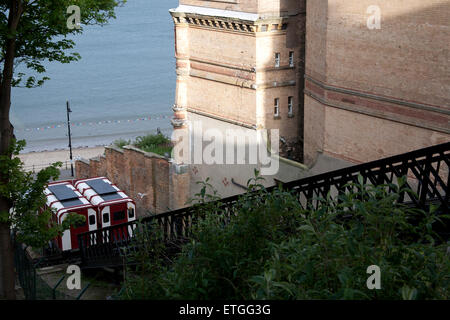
[66,101,74,177]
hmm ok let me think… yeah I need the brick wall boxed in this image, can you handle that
[303,0,450,165]
[75,146,190,217]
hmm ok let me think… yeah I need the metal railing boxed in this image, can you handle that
[78,223,137,269]
[22,160,73,173]
[14,242,37,300]
[14,241,83,300]
[77,142,450,268]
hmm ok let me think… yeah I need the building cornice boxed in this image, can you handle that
[170,5,289,33]
[170,5,259,22]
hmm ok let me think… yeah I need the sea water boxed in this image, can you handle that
[11,0,179,152]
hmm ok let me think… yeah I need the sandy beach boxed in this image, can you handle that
[17,146,105,172]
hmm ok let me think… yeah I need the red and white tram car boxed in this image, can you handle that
[74,177,136,230]
[44,181,98,251]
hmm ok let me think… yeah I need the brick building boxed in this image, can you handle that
[169,0,449,167]
[169,0,306,161]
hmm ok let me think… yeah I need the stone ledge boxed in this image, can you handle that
[170,6,290,33]
[254,79,296,89]
[122,145,171,161]
[187,108,257,129]
[90,156,102,162]
[105,145,124,154]
[257,65,295,72]
[189,68,255,89]
[173,163,189,175]
[76,158,91,165]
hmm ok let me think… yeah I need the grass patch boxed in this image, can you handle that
[113,134,172,157]
[134,134,172,156]
[113,138,131,149]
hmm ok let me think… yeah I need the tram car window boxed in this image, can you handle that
[128,207,135,219]
[113,210,126,221]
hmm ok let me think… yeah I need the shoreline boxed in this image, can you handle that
[15,123,173,153]
[17,146,106,172]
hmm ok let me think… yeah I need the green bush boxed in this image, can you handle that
[113,138,131,149]
[121,221,169,300]
[112,134,173,157]
[134,133,172,157]
[121,174,449,300]
[249,177,449,300]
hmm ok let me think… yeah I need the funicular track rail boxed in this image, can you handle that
[77,142,450,269]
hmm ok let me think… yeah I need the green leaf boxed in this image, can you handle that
[401,286,418,300]
[298,225,314,233]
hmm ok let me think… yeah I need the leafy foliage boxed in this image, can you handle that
[249,177,449,300]
[122,172,449,300]
[121,220,170,300]
[0,0,126,88]
[113,138,131,149]
[134,133,173,157]
[112,133,173,157]
[0,139,84,248]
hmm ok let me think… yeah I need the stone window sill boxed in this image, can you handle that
[263,65,295,72]
[288,114,295,118]
[273,115,281,120]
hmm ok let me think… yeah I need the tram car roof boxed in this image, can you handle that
[44,181,94,221]
[74,177,134,207]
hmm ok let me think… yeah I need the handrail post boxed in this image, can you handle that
[419,154,432,206]
[78,234,85,265]
[76,283,91,300]
[445,162,449,206]
[52,275,66,300]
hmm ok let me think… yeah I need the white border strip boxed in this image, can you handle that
[170,5,259,22]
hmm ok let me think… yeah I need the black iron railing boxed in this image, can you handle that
[77,222,137,268]
[14,242,37,300]
[282,143,449,212]
[77,142,450,268]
